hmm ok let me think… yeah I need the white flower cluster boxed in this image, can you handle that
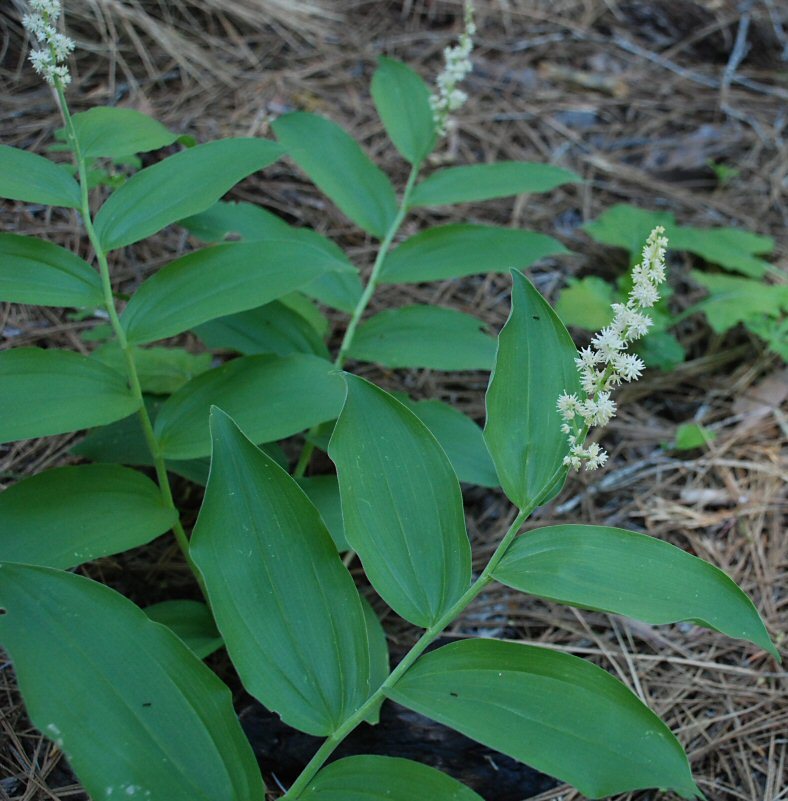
[430,1,476,137]
[557,225,669,471]
[23,0,74,87]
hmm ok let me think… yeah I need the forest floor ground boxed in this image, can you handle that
[0,1,786,799]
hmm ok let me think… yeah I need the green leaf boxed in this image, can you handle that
[746,315,788,360]
[300,755,484,801]
[671,225,773,278]
[584,205,677,258]
[371,57,436,165]
[555,276,616,330]
[0,145,81,208]
[144,600,223,660]
[155,354,344,460]
[0,234,103,308]
[72,398,281,485]
[273,112,398,238]
[71,107,178,159]
[690,271,788,332]
[0,564,265,801]
[380,224,567,284]
[180,200,363,312]
[360,597,389,725]
[0,464,175,569]
[348,305,496,371]
[409,162,579,208]
[387,639,700,800]
[180,200,288,242]
[195,300,329,359]
[191,409,371,736]
[122,240,344,344]
[94,138,283,251]
[405,399,498,488]
[297,475,348,552]
[303,270,365,313]
[92,344,211,394]
[484,271,580,509]
[493,525,778,659]
[280,292,330,337]
[0,348,139,444]
[328,376,471,626]
[673,423,717,450]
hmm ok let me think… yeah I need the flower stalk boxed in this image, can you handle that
[557,226,669,470]
[430,0,476,137]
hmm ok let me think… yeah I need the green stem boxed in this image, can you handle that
[334,163,420,369]
[55,84,203,586]
[282,504,534,799]
[292,162,421,480]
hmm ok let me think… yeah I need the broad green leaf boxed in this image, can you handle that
[360,597,389,725]
[279,292,330,337]
[371,57,436,165]
[0,145,81,208]
[195,301,329,359]
[0,564,265,801]
[348,305,496,371]
[555,276,616,330]
[409,161,579,208]
[674,422,716,450]
[493,525,778,659]
[0,464,175,569]
[180,200,363,312]
[155,354,344,459]
[388,639,700,800]
[71,107,178,159]
[671,225,773,278]
[0,348,139,443]
[94,138,283,250]
[690,271,788,332]
[72,398,282,485]
[406,399,498,488]
[298,475,348,551]
[179,201,352,269]
[92,344,211,394]
[380,224,567,284]
[300,756,484,801]
[122,240,345,344]
[328,376,471,626]
[72,401,163,467]
[584,205,677,258]
[273,112,398,238]
[191,409,371,736]
[144,600,223,659]
[484,271,580,509]
[0,234,103,307]
[303,270,364,313]
[180,200,289,242]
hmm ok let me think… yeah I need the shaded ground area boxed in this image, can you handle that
[1,1,785,799]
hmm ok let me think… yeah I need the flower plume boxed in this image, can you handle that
[430,1,476,137]
[23,0,74,87]
[557,225,669,470]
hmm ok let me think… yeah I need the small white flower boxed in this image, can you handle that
[30,0,61,14]
[23,0,73,87]
[556,226,668,471]
[612,352,645,382]
[556,392,581,420]
[630,280,659,308]
[430,1,476,137]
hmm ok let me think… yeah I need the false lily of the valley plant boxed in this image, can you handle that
[0,3,779,801]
